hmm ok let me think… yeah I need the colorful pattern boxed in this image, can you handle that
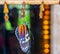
[9,4,30,28]
[15,25,30,52]
[9,4,31,53]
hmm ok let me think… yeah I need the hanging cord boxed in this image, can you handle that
[39,2,44,18]
[20,2,26,18]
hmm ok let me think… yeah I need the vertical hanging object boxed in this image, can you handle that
[20,2,25,18]
[17,3,30,28]
[4,2,9,21]
[39,2,44,18]
[4,2,9,14]
[15,2,31,53]
[3,2,13,30]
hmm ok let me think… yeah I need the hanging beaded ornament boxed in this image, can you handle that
[15,2,30,52]
[3,2,13,30]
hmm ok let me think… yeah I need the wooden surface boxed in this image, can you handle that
[44,0,59,4]
[0,0,59,5]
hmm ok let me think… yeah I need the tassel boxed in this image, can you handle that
[4,2,9,21]
[5,20,13,30]
[4,2,13,30]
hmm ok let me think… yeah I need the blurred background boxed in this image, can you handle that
[0,3,60,54]
[0,5,44,54]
